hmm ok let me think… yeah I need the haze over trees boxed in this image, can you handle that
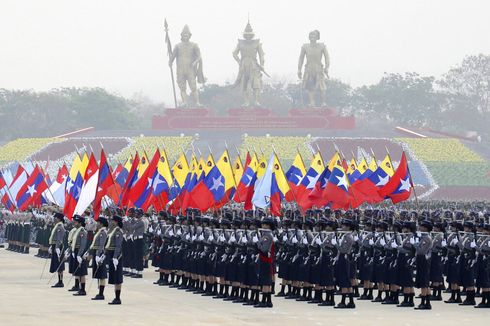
[0,54,488,141]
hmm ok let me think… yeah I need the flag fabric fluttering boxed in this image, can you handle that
[378,152,412,204]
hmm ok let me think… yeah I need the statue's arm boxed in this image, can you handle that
[298,45,306,78]
[322,45,330,75]
[192,44,202,66]
[232,44,240,63]
[257,43,265,67]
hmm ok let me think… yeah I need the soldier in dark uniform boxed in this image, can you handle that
[475,223,490,308]
[414,220,433,310]
[49,212,66,288]
[105,215,124,305]
[71,215,89,296]
[459,220,478,306]
[382,220,403,305]
[254,216,275,308]
[358,217,375,300]
[396,221,416,307]
[445,220,463,303]
[131,209,146,278]
[334,218,356,309]
[371,220,390,303]
[429,221,446,301]
[318,218,338,306]
[90,216,109,300]
[122,208,135,277]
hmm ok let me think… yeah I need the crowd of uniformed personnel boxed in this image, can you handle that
[2,202,490,310]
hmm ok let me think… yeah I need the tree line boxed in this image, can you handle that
[0,54,488,141]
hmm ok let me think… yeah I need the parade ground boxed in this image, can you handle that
[0,248,487,326]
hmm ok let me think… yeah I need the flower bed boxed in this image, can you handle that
[0,138,65,164]
[114,136,194,162]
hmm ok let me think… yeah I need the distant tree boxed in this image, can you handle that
[437,54,490,136]
[352,72,442,127]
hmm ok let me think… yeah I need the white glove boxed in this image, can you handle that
[230,235,236,243]
[273,236,278,242]
[331,237,337,246]
[72,253,75,258]
[391,241,397,248]
[149,227,154,233]
[48,247,52,254]
[55,248,61,257]
[353,235,359,242]
[198,234,204,241]
[409,237,415,245]
[169,230,174,236]
[192,235,197,241]
[241,236,248,244]
[441,240,447,247]
[380,238,386,246]
[450,238,458,246]
[282,234,288,242]
[415,238,420,244]
[302,237,308,245]
[315,238,322,245]
[112,258,118,268]
[77,256,82,264]
[157,230,162,236]
[177,229,182,236]
[292,237,298,244]
[64,251,70,259]
[82,252,89,259]
[219,234,225,242]
[129,234,133,240]
[99,254,106,263]
[416,231,421,237]
[64,248,69,256]
[95,256,101,264]
[368,239,374,246]
[253,235,259,243]
[185,234,191,240]
[470,240,477,248]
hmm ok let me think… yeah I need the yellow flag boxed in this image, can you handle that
[157,148,173,187]
[290,152,307,176]
[347,157,358,174]
[310,151,325,174]
[379,155,395,176]
[68,153,82,180]
[138,151,150,177]
[78,152,89,177]
[357,157,368,174]
[216,150,236,191]
[368,157,378,171]
[257,154,268,179]
[172,152,189,188]
[233,155,244,186]
[272,153,291,199]
[327,152,340,172]
[204,154,215,176]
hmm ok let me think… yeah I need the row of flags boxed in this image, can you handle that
[0,146,413,219]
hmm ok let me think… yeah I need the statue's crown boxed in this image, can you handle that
[243,21,254,35]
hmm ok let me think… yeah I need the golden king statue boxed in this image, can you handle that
[168,25,206,107]
[297,30,330,107]
[233,21,265,107]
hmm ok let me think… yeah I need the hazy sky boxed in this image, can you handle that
[1,0,489,104]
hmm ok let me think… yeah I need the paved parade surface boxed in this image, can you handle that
[1,248,488,326]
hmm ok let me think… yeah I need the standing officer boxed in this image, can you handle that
[414,220,433,310]
[49,212,66,288]
[90,216,109,300]
[71,215,89,296]
[105,215,124,305]
[254,216,275,308]
[131,209,146,278]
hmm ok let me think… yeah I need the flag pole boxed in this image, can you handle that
[164,19,178,108]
